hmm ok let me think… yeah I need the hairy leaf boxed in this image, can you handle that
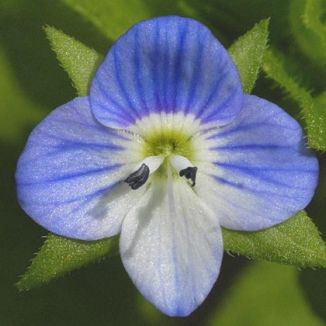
[18,211,326,291]
[229,19,269,93]
[17,235,119,291]
[45,26,102,96]
[263,49,326,151]
[223,211,326,268]
[289,0,326,70]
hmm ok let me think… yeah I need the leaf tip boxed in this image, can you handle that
[43,25,61,43]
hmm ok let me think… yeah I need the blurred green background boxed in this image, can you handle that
[0,0,325,325]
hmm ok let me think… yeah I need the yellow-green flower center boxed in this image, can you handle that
[141,129,195,178]
[142,129,195,160]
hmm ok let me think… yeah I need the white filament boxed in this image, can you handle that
[132,155,164,174]
[170,155,194,173]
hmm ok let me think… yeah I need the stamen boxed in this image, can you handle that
[170,155,198,187]
[125,155,164,190]
[125,164,150,189]
[179,166,198,187]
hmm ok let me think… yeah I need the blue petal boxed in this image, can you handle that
[16,97,144,240]
[120,179,223,316]
[195,95,319,231]
[90,16,243,129]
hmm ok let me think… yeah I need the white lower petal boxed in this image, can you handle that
[120,177,223,316]
[74,181,147,239]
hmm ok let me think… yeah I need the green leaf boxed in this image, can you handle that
[208,261,325,326]
[18,212,326,290]
[0,49,44,142]
[62,0,152,41]
[229,19,269,93]
[289,0,326,70]
[17,235,119,291]
[47,18,270,97]
[15,26,114,292]
[301,0,326,42]
[44,26,103,96]
[263,49,326,151]
[223,211,326,268]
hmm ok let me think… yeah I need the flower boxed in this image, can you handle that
[16,16,318,316]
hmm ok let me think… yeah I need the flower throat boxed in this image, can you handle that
[124,128,198,189]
